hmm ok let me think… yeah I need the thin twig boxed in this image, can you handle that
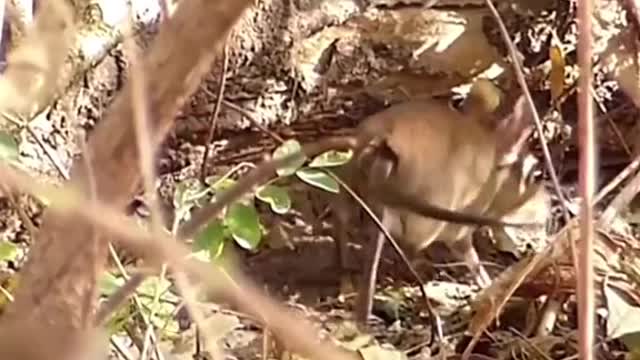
[0,0,5,50]
[599,165,640,227]
[222,100,285,143]
[178,136,356,238]
[508,327,554,360]
[2,112,70,180]
[125,24,164,238]
[327,170,443,344]
[5,189,37,239]
[200,38,229,183]
[594,155,640,206]
[173,272,224,358]
[0,163,359,360]
[592,87,632,157]
[24,123,69,180]
[95,137,356,331]
[463,3,576,358]
[110,337,135,360]
[484,0,570,223]
[576,0,596,359]
[99,162,282,327]
[80,121,162,356]
[198,85,286,145]
[124,13,167,359]
[0,2,255,359]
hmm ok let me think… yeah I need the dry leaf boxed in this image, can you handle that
[422,281,476,316]
[604,284,640,340]
[359,344,407,360]
[549,43,565,102]
[492,182,550,256]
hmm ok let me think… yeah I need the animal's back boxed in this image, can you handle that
[351,99,499,251]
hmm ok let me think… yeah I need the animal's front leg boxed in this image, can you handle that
[355,207,393,326]
[449,235,491,288]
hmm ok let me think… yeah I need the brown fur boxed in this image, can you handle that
[331,79,535,323]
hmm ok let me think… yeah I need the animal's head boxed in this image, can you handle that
[455,79,540,217]
[461,79,534,168]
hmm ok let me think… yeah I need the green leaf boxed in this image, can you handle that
[138,276,173,297]
[210,240,226,261]
[272,139,307,176]
[224,203,262,250]
[194,220,227,260]
[256,185,291,214]
[0,131,19,164]
[0,242,19,262]
[207,176,237,193]
[105,303,136,334]
[309,149,353,168]
[296,168,339,193]
[99,272,125,297]
[147,301,176,324]
[189,249,211,262]
[173,178,208,209]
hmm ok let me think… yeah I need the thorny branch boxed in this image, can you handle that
[0,163,359,360]
[0,0,253,358]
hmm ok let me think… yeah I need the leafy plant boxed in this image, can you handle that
[272,139,351,194]
[99,140,353,333]
[171,140,352,264]
[172,171,263,263]
[0,241,21,263]
[255,184,291,214]
[224,203,261,250]
[99,272,180,338]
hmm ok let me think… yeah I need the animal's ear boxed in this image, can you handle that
[355,137,398,191]
[494,95,534,165]
[461,78,503,116]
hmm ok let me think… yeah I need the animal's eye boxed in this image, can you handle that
[449,94,465,111]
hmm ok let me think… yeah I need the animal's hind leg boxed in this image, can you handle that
[334,212,351,272]
[333,198,360,297]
